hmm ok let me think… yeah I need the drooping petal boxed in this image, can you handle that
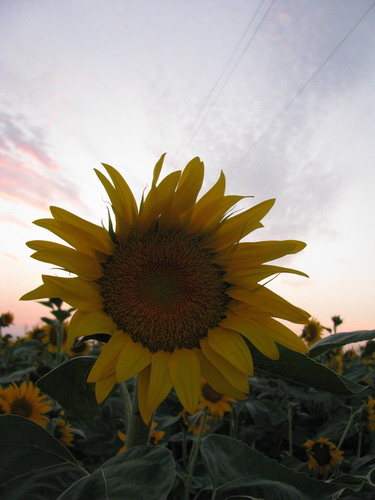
[199,338,249,393]
[195,348,247,400]
[169,349,201,414]
[254,316,308,354]
[221,314,280,360]
[228,285,310,324]
[68,310,116,347]
[116,336,152,382]
[146,351,173,414]
[207,328,253,375]
[87,331,126,382]
[225,264,309,285]
[204,199,275,251]
[95,374,117,404]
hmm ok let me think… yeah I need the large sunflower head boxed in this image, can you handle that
[21,155,310,423]
[304,437,344,476]
[1,381,52,428]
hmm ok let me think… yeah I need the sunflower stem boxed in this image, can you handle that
[126,377,152,449]
[55,322,64,366]
[184,408,208,500]
[120,381,132,435]
[338,406,362,450]
[288,403,293,455]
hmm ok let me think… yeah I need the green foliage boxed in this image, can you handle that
[201,435,362,499]
[309,330,375,357]
[37,357,100,425]
[0,415,87,499]
[59,446,175,499]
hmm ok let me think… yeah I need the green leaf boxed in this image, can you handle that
[58,446,175,500]
[251,345,367,395]
[309,330,375,357]
[201,434,361,500]
[37,356,100,425]
[0,415,87,499]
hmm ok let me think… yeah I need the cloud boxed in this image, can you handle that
[0,111,82,211]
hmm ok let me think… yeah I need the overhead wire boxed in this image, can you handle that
[232,0,375,169]
[175,0,276,164]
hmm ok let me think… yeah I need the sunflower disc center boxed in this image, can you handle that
[202,383,222,403]
[311,443,331,466]
[99,230,229,352]
[11,398,33,418]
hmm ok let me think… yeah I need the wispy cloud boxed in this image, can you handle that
[0,111,82,211]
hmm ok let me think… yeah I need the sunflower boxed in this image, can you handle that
[301,318,323,347]
[304,437,344,476]
[42,324,68,353]
[54,417,74,447]
[197,378,235,418]
[65,339,92,357]
[1,381,52,428]
[24,326,47,342]
[116,422,165,454]
[0,311,14,327]
[0,391,10,415]
[21,155,310,424]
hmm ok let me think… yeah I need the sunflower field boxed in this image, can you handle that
[1,157,375,499]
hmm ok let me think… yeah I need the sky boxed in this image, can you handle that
[1,0,374,338]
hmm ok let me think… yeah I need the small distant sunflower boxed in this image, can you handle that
[42,324,68,353]
[24,326,46,342]
[301,318,323,347]
[304,437,344,476]
[180,409,212,436]
[21,155,310,424]
[1,381,52,428]
[0,311,14,327]
[65,339,91,357]
[197,379,235,418]
[54,417,74,447]
[116,422,164,454]
[367,396,375,432]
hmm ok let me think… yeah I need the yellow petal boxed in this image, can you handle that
[37,275,102,311]
[169,349,201,414]
[205,199,275,251]
[137,365,153,424]
[228,286,310,324]
[49,207,114,255]
[101,163,138,221]
[87,331,125,382]
[254,316,308,354]
[68,310,116,347]
[151,153,166,186]
[20,281,57,302]
[207,328,253,375]
[28,241,103,281]
[199,338,249,393]
[116,336,151,382]
[221,314,280,360]
[225,264,309,284]
[146,351,172,413]
[216,240,307,268]
[95,374,117,404]
[194,349,247,400]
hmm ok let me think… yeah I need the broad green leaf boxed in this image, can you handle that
[0,415,87,499]
[58,446,175,500]
[251,345,367,395]
[201,435,362,500]
[37,356,100,425]
[309,330,375,357]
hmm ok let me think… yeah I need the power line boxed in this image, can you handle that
[232,0,375,169]
[175,0,276,164]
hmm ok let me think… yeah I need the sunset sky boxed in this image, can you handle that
[1,0,374,337]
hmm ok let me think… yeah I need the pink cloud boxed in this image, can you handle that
[0,112,82,210]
